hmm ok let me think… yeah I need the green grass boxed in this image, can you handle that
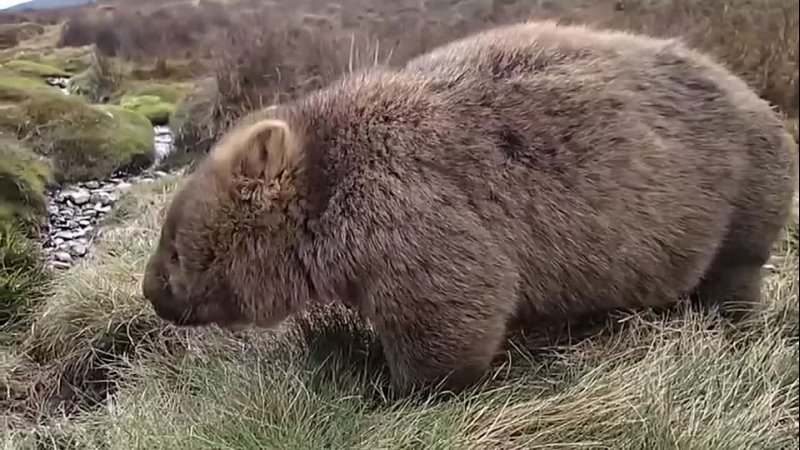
[0,177,797,449]
[0,135,52,230]
[0,222,50,333]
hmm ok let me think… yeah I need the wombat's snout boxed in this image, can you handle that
[142,260,192,325]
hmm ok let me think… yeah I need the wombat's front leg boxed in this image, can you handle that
[368,257,518,397]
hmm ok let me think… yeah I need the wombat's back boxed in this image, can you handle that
[399,20,798,317]
[298,20,797,322]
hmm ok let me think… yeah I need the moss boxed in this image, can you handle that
[110,81,192,126]
[121,81,192,104]
[119,94,175,126]
[0,82,154,182]
[0,59,70,78]
[0,135,52,231]
[0,72,54,103]
[0,46,92,75]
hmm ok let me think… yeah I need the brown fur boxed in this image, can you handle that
[142,20,799,395]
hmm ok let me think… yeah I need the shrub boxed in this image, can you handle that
[68,47,122,103]
[163,77,220,169]
[614,0,799,116]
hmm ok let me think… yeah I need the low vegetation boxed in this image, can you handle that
[0,222,50,334]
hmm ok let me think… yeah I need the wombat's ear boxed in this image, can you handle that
[230,118,300,182]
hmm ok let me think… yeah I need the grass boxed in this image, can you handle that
[0,222,50,333]
[0,135,52,230]
[0,174,796,449]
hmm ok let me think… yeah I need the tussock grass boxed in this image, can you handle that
[0,174,797,449]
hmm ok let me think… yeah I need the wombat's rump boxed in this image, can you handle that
[142,20,799,395]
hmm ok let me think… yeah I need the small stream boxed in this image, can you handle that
[38,77,181,270]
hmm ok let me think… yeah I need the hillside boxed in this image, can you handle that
[4,0,95,12]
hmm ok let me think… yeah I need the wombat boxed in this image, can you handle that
[142,20,799,395]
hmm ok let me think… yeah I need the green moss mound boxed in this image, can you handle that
[119,94,174,126]
[0,59,69,78]
[0,46,92,75]
[0,72,54,102]
[113,82,191,126]
[122,81,192,104]
[0,77,154,183]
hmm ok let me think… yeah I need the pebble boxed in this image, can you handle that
[64,189,90,205]
[69,243,88,257]
[54,252,72,263]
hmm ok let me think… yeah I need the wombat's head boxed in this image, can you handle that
[142,110,313,329]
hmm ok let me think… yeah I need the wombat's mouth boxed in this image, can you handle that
[147,292,197,326]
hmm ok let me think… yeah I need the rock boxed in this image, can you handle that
[83,209,98,218]
[60,208,74,218]
[48,205,59,215]
[54,238,64,246]
[64,189,90,205]
[116,182,132,190]
[69,243,88,257]
[55,252,72,263]
[84,180,100,189]
[90,191,113,205]
[54,230,74,240]
[52,261,72,270]
[78,219,91,227]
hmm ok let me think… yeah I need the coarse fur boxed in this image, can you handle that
[142,20,799,396]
